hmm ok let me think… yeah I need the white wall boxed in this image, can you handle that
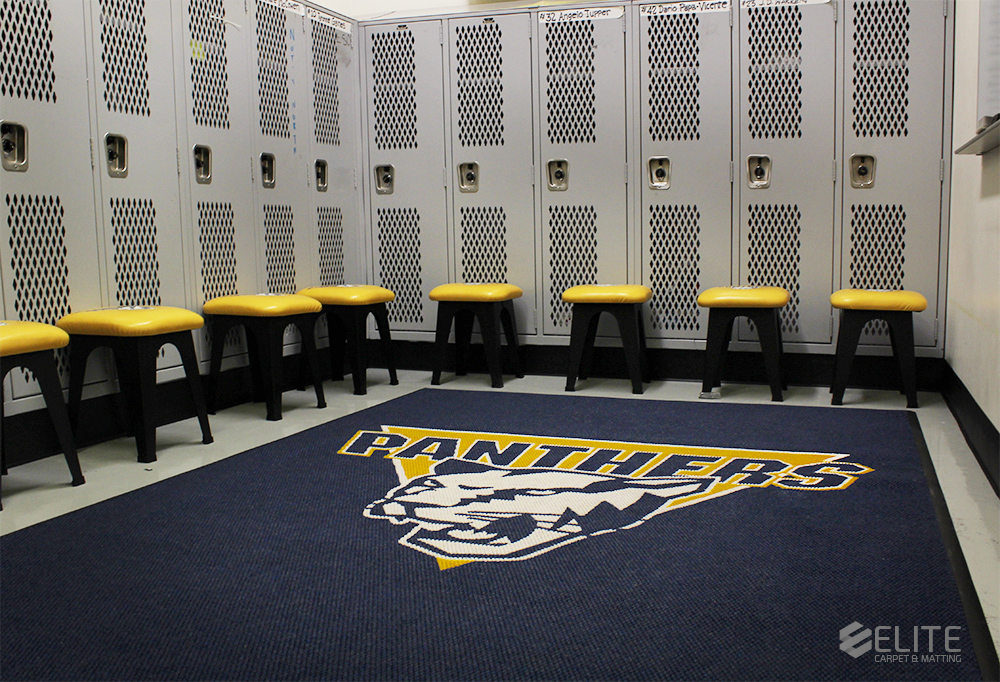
[948,0,1000,429]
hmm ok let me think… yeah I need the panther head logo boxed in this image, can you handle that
[365,459,715,561]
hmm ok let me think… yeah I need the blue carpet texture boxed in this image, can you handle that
[1,389,995,681]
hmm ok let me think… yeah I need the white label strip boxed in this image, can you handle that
[739,0,830,7]
[306,7,352,34]
[640,1,730,15]
[259,0,305,15]
[539,6,625,23]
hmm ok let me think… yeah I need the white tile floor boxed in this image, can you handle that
[2,370,998,652]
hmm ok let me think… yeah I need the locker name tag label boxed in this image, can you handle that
[307,7,352,34]
[539,6,625,22]
[260,0,305,15]
[640,1,729,14]
[739,0,830,7]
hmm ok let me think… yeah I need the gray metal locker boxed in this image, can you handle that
[637,1,733,342]
[841,0,945,349]
[536,6,629,337]
[737,1,837,346]
[0,0,104,406]
[363,20,449,333]
[447,13,537,335]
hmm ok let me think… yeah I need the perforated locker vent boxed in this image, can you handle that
[6,194,72,379]
[548,206,597,328]
[198,201,237,302]
[189,0,230,128]
[456,22,504,147]
[312,22,341,146]
[747,6,802,139]
[256,0,289,138]
[99,0,151,117]
[852,0,909,137]
[849,204,906,338]
[1,0,56,102]
[747,204,801,334]
[545,21,596,145]
[317,206,345,286]
[649,205,701,331]
[377,208,423,324]
[461,207,507,283]
[111,198,161,307]
[264,204,295,294]
[371,29,417,150]
[647,14,700,142]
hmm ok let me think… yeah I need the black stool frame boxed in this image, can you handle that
[66,331,213,464]
[2,350,86,507]
[432,300,522,389]
[831,309,918,408]
[206,313,326,421]
[565,302,650,395]
[702,307,786,402]
[322,302,398,396]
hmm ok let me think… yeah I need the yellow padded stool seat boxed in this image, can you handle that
[830,289,927,312]
[56,306,213,464]
[430,283,523,302]
[0,320,69,356]
[1,321,85,505]
[297,286,399,396]
[56,306,204,336]
[202,294,321,317]
[298,285,395,306]
[697,286,790,309]
[562,284,652,305]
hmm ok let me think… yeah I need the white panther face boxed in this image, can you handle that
[365,459,714,561]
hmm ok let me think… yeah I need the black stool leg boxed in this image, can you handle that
[500,300,523,378]
[453,309,475,377]
[701,309,734,397]
[324,309,347,382]
[66,336,98,434]
[566,305,596,392]
[752,308,784,402]
[577,309,602,381]
[613,304,646,395]
[28,351,86,485]
[254,319,284,421]
[886,311,918,408]
[173,331,214,445]
[111,337,158,463]
[831,310,868,406]
[477,303,505,389]
[297,314,326,409]
[431,303,457,386]
[637,304,651,383]
[373,303,399,385]
[341,308,366,395]
[206,317,230,414]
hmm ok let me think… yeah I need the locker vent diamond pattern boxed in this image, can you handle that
[111,198,161,307]
[312,22,341,146]
[461,207,507,283]
[264,204,295,294]
[747,6,802,139]
[747,204,801,334]
[371,29,417,150]
[99,0,151,117]
[189,0,230,129]
[649,205,701,331]
[318,206,346,286]
[647,15,700,142]
[198,201,237,302]
[1,0,57,102]
[545,21,596,145]
[377,208,423,323]
[548,205,597,328]
[5,194,72,379]
[852,0,910,138]
[456,22,504,147]
[849,204,906,338]
[256,0,289,138]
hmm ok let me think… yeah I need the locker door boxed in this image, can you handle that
[737,1,837,345]
[638,2,732,341]
[176,0,257,366]
[448,13,537,334]
[1,0,103,403]
[364,21,448,333]
[89,0,188,368]
[538,7,628,336]
[841,0,945,348]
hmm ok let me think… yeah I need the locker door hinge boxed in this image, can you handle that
[622,14,627,31]
[176,148,181,175]
[939,159,945,182]
[729,161,734,183]
[729,7,733,26]
[833,159,838,183]
[443,167,448,187]
[439,23,444,44]
[832,0,838,20]
[530,165,536,186]
[624,163,628,184]
[353,168,358,190]
[830,317,834,339]
[943,0,947,16]
[89,139,95,169]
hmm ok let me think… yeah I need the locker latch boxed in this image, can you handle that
[546,159,569,191]
[374,164,395,194]
[647,157,670,189]
[193,145,212,184]
[105,134,128,178]
[260,153,276,188]
[848,154,876,189]
[746,155,771,189]
[458,162,479,193]
[315,159,329,192]
[1,121,28,172]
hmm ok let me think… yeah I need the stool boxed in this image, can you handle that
[697,286,789,402]
[1,321,85,507]
[830,289,927,408]
[429,283,523,389]
[203,294,326,421]
[57,306,213,464]
[562,285,652,395]
[298,285,398,396]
